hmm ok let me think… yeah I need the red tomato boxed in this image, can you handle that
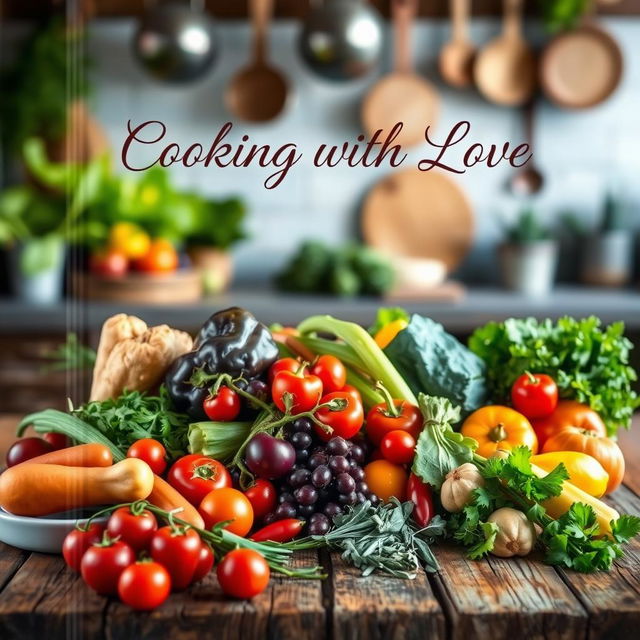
[268,357,303,384]
[134,239,178,273]
[198,488,254,537]
[62,523,105,572]
[243,479,277,521]
[126,438,167,475]
[192,543,215,583]
[42,432,71,450]
[203,387,241,422]
[6,437,53,467]
[380,430,416,465]
[310,355,346,394]
[314,391,364,442]
[217,549,270,599]
[89,249,128,278]
[106,507,158,551]
[81,539,135,595]
[167,454,232,506]
[150,526,202,590]
[342,384,362,405]
[118,561,171,611]
[271,370,323,415]
[511,373,559,420]
[365,400,422,446]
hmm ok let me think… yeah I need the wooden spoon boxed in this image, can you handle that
[361,0,439,148]
[439,0,475,88]
[509,101,544,196]
[474,0,536,106]
[225,0,288,122]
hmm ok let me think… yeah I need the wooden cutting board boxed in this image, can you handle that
[361,168,474,273]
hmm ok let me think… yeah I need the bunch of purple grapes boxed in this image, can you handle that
[263,418,379,536]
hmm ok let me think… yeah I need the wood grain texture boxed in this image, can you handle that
[0,543,28,593]
[432,544,587,640]
[328,550,445,640]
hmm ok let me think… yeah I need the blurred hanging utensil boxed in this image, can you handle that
[509,100,544,196]
[225,0,289,122]
[539,2,622,110]
[299,0,384,81]
[133,0,218,83]
[439,0,475,88]
[361,0,439,148]
[473,0,536,106]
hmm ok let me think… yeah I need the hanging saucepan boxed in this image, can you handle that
[299,0,384,81]
[133,0,218,83]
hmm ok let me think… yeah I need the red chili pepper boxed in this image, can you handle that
[250,519,305,543]
[406,473,434,528]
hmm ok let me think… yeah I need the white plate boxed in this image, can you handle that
[0,508,109,553]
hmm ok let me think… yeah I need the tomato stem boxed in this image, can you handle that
[375,381,401,418]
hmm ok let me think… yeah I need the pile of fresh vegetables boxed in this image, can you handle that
[2,306,639,611]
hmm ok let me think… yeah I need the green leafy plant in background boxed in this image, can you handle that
[469,316,640,436]
[41,333,97,373]
[503,209,552,245]
[537,0,589,33]
[0,18,89,155]
[599,192,626,233]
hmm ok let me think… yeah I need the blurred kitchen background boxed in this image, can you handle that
[1,0,639,413]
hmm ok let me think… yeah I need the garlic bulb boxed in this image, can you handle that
[440,463,484,512]
[488,507,536,558]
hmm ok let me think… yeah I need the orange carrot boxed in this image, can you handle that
[147,474,205,529]
[21,443,113,468]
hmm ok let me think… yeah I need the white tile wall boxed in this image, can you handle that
[3,17,640,283]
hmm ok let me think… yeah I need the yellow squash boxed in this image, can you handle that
[531,451,609,498]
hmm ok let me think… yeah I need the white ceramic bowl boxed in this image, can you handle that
[0,508,108,553]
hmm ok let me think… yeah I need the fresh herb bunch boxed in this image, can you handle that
[448,447,640,572]
[310,499,446,578]
[73,387,190,459]
[41,333,97,373]
[469,316,640,436]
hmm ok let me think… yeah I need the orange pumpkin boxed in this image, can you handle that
[531,400,606,449]
[461,405,538,458]
[542,427,625,494]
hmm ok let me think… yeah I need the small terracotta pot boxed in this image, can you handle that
[187,247,233,294]
[581,231,633,287]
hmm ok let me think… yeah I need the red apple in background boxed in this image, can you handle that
[90,249,128,277]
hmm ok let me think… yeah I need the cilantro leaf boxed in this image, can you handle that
[411,394,476,490]
[467,522,499,560]
[611,515,640,544]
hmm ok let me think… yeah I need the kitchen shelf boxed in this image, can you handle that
[1,287,639,335]
[4,0,640,20]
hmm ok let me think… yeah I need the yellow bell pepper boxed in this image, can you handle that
[374,319,408,349]
[531,464,619,537]
[531,452,609,498]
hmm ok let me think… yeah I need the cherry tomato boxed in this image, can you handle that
[364,460,408,503]
[198,488,253,537]
[106,507,158,552]
[271,370,323,415]
[342,384,362,405]
[118,561,171,611]
[134,239,178,273]
[380,430,416,465]
[167,454,232,506]
[62,523,105,572]
[511,373,559,420]
[268,357,303,384]
[217,549,270,599]
[89,248,128,278]
[365,400,422,446]
[42,432,71,450]
[192,543,215,583]
[126,438,167,475]
[314,391,364,442]
[203,387,241,422]
[310,355,346,394]
[81,538,135,595]
[6,437,53,467]
[243,479,277,521]
[150,526,202,590]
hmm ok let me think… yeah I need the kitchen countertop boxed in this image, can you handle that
[1,286,639,334]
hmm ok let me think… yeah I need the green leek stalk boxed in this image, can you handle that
[188,421,252,460]
[297,315,417,405]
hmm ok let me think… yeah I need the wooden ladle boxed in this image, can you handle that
[473,0,536,106]
[225,0,288,122]
[439,0,475,88]
[509,101,544,196]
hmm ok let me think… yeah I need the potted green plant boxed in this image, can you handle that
[581,192,633,287]
[498,208,558,297]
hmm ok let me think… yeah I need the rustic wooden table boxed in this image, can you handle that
[0,416,638,640]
